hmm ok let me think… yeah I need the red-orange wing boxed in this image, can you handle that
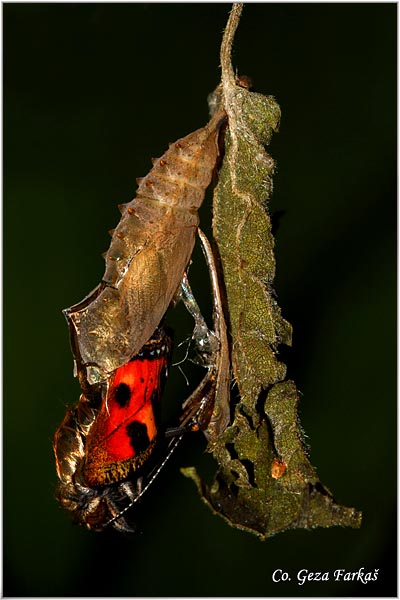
[84,334,171,488]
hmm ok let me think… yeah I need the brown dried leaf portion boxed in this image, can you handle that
[64,111,225,386]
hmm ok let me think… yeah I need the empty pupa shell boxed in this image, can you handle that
[64,110,225,386]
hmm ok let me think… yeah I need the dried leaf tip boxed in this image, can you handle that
[220,3,243,89]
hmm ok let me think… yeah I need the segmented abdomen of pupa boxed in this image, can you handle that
[64,110,225,386]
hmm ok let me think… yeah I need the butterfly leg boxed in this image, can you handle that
[167,229,231,441]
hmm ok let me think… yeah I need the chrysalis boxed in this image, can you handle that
[65,110,225,388]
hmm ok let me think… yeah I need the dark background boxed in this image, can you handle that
[4,3,396,597]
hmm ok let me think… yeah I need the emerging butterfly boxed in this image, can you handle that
[54,230,230,531]
[55,97,229,530]
[53,328,173,531]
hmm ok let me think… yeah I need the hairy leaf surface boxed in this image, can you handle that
[184,4,362,538]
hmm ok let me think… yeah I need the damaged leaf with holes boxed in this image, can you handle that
[182,5,361,538]
[184,381,361,538]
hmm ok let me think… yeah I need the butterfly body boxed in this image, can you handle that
[53,328,172,531]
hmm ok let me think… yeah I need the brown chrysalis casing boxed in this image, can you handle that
[65,110,225,387]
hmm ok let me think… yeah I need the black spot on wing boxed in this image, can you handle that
[114,382,131,408]
[126,421,150,453]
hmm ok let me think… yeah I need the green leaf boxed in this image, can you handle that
[184,3,362,538]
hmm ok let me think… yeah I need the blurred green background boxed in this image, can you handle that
[4,3,396,597]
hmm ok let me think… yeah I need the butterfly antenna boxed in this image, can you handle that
[172,336,192,368]
[177,364,190,387]
[102,435,184,530]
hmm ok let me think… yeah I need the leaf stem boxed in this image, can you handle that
[220,3,243,89]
